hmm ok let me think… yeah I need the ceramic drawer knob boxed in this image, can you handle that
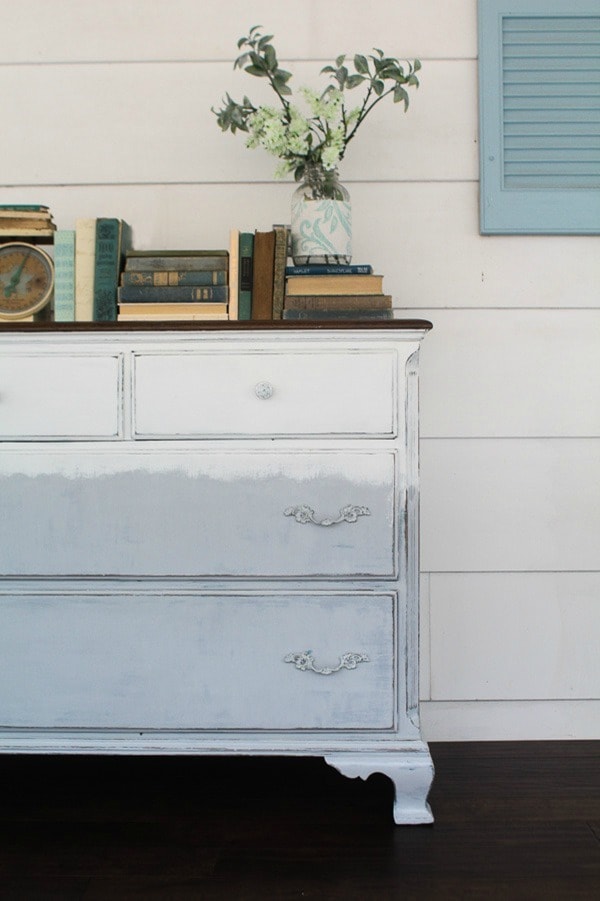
[254,381,274,399]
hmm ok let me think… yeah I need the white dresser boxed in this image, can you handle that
[0,321,433,824]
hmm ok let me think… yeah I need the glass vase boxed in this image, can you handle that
[290,164,352,265]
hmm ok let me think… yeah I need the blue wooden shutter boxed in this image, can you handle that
[478,0,600,233]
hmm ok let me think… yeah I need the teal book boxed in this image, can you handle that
[285,264,373,275]
[93,219,133,321]
[121,270,227,287]
[117,284,229,302]
[53,229,76,322]
[124,253,228,272]
[238,232,254,320]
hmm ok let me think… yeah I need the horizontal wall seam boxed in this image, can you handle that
[0,179,480,189]
[0,56,476,68]
[422,569,600,575]
[420,435,600,440]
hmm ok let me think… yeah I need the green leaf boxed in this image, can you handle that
[264,44,277,69]
[276,69,293,82]
[234,52,250,70]
[414,59,422,72]
[258,34,274,49]
[373,79,384,96]
[393,85,410,109]
[335,54,346,67]
[346,74,366,89]
[353,54,369,74]
[320,65,336,74]
[273,77,292,95]
[244,65,268,77]
[407,74,419,87]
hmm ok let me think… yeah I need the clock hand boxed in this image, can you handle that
[4,251,31,298]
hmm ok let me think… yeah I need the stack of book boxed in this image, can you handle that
[0,205,56,242]
[117,250,230,321]
[281,264,394,320]
[55,217,133,322]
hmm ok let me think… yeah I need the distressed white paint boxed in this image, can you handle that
[133,349,399,437]
[0,326,432,824]
[0,353,122,438]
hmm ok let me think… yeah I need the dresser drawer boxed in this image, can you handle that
[0,592,397,731]
[0,353,121,439]
[0,450,397,578]
[133,349,396,437]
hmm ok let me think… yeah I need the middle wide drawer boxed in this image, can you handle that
[0,449,399,578]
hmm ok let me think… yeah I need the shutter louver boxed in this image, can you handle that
[502,16,600,190]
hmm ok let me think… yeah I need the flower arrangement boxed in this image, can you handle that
[213,26,421,184]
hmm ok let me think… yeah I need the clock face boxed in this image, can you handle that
[0,242,55,319]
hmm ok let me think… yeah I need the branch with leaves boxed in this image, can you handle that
[213,26,421,180]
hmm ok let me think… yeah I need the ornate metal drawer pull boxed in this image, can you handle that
[284,650,370,676]
[284,504,370,526]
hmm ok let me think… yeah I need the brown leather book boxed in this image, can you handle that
[251,229,276,320]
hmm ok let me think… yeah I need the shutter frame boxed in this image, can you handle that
[478,0,600,234]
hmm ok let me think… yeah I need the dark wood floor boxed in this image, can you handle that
[0,742,598,900]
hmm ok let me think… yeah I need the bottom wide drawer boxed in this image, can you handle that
[0,592,398,731]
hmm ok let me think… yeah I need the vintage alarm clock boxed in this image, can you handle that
[0,241,55,320]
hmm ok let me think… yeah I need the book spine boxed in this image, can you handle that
[121,270,227,287]
[125,255,228,271]
[251,230,276,320]
[93,218,122,321]
[228,228,239,321]
[285,264,373,275]
[285,275,383,295]
[118,312,229,321]
[238,232,254,320]
[272,226,289,320]
[284,294,392,311]
[53,230,76,322]
[117,285,229,302]
[74,218,97,322]
[282,309,393,320]
[118,302,228,315]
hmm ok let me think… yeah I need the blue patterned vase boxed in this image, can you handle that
[291,164,352,265]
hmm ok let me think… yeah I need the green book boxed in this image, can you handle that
[93,219,132,321]
[238,232,254,320]
[53,230,76,322]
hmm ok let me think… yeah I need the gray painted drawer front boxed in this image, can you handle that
[0,592,397,731]
[0,353,121,439]
[0,449,398,577]
[133,350,397,437]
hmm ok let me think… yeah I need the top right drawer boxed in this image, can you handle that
[133,349,398,438]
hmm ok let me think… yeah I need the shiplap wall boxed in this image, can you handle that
[1,0,599,740]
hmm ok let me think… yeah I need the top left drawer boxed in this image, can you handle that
[0,354,121,440]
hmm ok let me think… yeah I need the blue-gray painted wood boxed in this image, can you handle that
[478,0,600,233]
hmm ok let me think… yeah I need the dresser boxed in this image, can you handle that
[0,320,433,824]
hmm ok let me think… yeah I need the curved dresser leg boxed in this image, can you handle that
[324,750,434,825]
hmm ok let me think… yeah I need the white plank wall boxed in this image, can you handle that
[1,0,599,740]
